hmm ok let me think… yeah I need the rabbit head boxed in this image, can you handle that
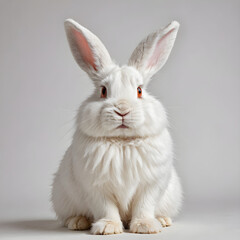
[64,19,179,138]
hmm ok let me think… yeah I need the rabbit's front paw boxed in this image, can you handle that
[130,218,161,234]
[91,219,123,235]
[157,216,172,227]
[65,216,91,230]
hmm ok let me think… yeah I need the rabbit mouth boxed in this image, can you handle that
[117,124,129,129]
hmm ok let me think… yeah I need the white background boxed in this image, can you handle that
[0,0,239,239]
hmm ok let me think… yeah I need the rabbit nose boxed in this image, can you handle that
[114,110,129,117]
[115,99,131,116]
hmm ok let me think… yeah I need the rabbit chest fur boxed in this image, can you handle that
[52,127,181,227]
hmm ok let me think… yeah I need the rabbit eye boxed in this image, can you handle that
[101,86,107,98]
[137,86,142,98]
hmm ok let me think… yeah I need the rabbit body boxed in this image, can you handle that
[52,19,182,234]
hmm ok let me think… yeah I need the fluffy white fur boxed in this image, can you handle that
[52,19,182,235]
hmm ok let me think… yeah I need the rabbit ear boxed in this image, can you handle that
[128,21,179,85]
[64,19,113,80]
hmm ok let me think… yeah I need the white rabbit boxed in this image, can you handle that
[51,18,182,235]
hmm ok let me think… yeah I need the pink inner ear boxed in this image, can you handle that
[147,28,175,68]
[72,28,97,71]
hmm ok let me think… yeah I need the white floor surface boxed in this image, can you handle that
[0,202,239,240]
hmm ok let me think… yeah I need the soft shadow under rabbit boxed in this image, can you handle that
[52,19,182,235]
